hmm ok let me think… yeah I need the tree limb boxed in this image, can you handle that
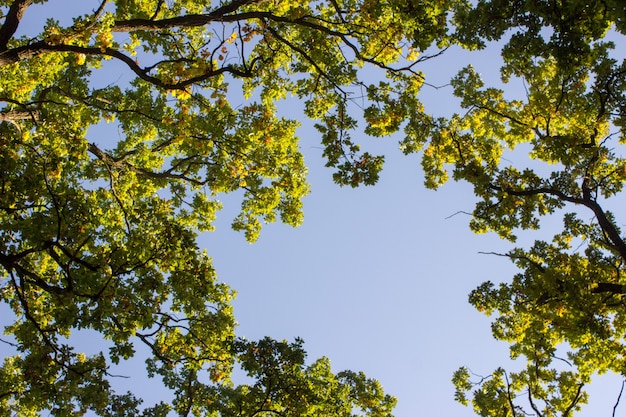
[111,0,263,32]
[612,379,625,417]
[0,42,255,89]
[0,0,32,50]
[591,282,626,294]
[0,109,39,122]
[563,383,584,417]
[489,183,626,261]
[87,142,208,185]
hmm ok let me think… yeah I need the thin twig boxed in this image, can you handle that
[612,379,625,417]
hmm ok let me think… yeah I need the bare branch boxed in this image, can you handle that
[527,386,544,417]
[444,210,472,220]
[612,379,625,417]
[478,251,546,273]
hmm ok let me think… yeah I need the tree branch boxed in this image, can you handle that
[111,0,263,32]
[87,142,208,185]
[489,183,626,261]
[265,25,347,95]
[527,385,544,417]
[563,383,584,417]
[478,250,546,273]
[0,42,254,89]
[0,0,32,50]
[612,379,625,417]
[504,373,518,417]
[591,282,626,294]
[0,109,38,122]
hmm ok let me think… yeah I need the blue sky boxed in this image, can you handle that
[6,2,626,416]
[204,142,516,417]
[194,38,626,416]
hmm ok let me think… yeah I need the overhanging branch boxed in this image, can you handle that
[489,183,626,261]
[111,0,263,31]
[88,142,208,185]
[0,109,39,122]
[0,0,32,50]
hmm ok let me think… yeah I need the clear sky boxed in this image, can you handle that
[191,38,626,417]
[7,2,626,416]
[192,42,626,416]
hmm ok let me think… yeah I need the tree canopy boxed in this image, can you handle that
[432,1,626,416]
[3,0,626,416]
[0,0,459,415]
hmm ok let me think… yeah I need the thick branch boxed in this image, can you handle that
[0,2,416,88]
[591,282,626,294]
[0,42,253,88]
[0,109,39,122]
[111,0,262,31]
[113,9,419,78]
[0,0,32,50]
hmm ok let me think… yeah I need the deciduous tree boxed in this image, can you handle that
[400,1,626,415]
[0,0,457,414]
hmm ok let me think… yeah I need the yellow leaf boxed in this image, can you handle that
[76,53,86,65]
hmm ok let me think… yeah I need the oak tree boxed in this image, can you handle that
[398,1,626,415]
[0,0,457,415]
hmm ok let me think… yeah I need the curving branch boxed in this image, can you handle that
[88,142,210,185]
[0,42,256,90]
[0,2,423,82]
[488,183,626,261]
[265,25,347,95]
[111,0,263,32]
[613,380,625,417]
[527,385,544,417]
[0,0,32,50]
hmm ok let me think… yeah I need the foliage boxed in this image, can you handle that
[0,0,461,414]
[401,1,626,415]
[8,0,625,415]
[214,337,396,417]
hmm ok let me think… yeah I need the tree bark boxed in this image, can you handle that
[0,0,33,50]
[0,109,38,122]
[591,283,626,294]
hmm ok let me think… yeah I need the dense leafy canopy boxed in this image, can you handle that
[3,0,626,416]
[429,1,626,416]
[0,0,460,415]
